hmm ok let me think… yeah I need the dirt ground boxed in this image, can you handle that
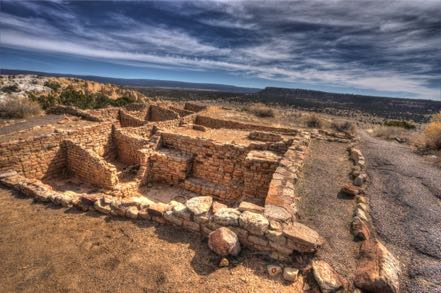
[297,140,359,281]
[0,188,305,293]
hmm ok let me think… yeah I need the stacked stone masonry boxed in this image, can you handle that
[0,104,324,263]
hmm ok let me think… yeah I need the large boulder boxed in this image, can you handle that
[312,260,346,293]
[239,211,269,236]
[354,240,400,293]
[208,227,241,256]
[185,196,212,216]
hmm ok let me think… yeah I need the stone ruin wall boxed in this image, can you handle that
[64,139,119,189]
[0,122,115,180]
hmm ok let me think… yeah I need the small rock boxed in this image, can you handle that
[212,201,227,214]
[312,260,346,293]
[283,267,299,282]
[267,264,282,277]
[219,257,229,267]
[356,195,368,204]
[353,174,367,186]
[186,196,212,216]
[208,227,241,256]
[283,222,324,253]
[126,206,139,219]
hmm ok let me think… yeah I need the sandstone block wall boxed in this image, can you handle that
[184,102,207,112]
[113,128,150,166]
[119,109,147,127]
[47,105,103,122]
[249,131,283,142]
[0,122,114,179]
[64,140,118,189]
[148,105,180,121]
[243,150,281,201]
[169,106,194,117]
[150,149,193,184]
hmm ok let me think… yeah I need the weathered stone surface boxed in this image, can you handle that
[213,207,241,226]
[264,204,292,222]
[283,267,299,282]
[171,201,191,220]
[186,196,212,216]
[267,264,282,277]
[353,173,366,186]
[208,227,241,256]
[212,201,227,214]
[354,240,400,293]
[164,210,183,226]
[354,208,368,222]
[283,222,324,253]
[352,217,370,241]
[239,211,269,236]
[312,260,346,293]
[126,206,139,219]
[94,200,111,215]
[340,183,359,197]
[238,201,264,214]
[147,202,168,217]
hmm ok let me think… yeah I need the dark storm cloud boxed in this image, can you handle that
[1,0,440,99]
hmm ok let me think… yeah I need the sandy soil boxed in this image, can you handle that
[0,188,305,293]
[297,140,359,281]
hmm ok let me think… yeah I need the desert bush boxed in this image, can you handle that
[248,103,275,118]
[373,126,406,140]
[305,114,323,128]
[384,120,416,129]
[44,81,61,91]
[1,84,19,93]
[331,120,355,133]
[0,96,42,118]
[423,121,441,150]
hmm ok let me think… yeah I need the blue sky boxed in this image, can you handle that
[1,0,440,100]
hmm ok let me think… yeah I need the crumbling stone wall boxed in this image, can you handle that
[149,149,193,184]
[64,140,118,189]
[47,105,103,122]
[0,122,114,179]
[184,102,207,112]
[169,106,194,117]
[249,131,283,142]
[243,150,281,202]
[113,128,150,166]
[88,108,120,121]
[148,105,179,121]
[119,109,146,127]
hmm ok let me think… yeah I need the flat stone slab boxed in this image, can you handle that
[283,222,324,253]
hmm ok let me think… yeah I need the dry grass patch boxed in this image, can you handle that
[0,96,42,119]
[247,103,275,118]
[305,114,323,128]
[331,120,355,134]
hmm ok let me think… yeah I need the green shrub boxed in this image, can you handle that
[384,120,416,129]
[0,96,42,118]
[44,81,61,91]
[1,84,19,93]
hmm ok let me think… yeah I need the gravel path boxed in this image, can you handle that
[297,140,358,280]
[359,131,441,293]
